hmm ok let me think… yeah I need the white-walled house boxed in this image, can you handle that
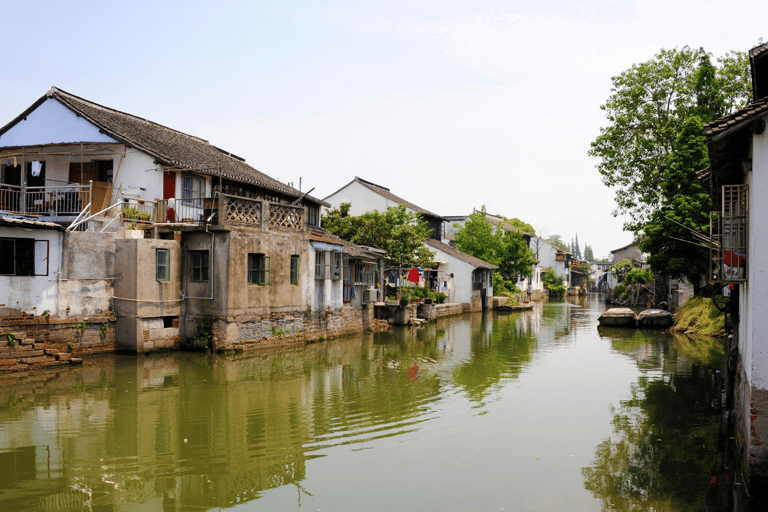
[0,216,63,316]
[324,177,445,241]
[0,87,382,353]
[702,40,768,491]
[424,238,497,311]
[324,178,496,310]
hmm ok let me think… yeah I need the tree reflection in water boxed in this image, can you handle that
[582,334,726,511]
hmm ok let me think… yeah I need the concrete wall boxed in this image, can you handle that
[114,237,181,352]
[59,231,117,317]
[0,226,62,316]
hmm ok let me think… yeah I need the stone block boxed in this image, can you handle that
[56,353,72,362]
[70,358,83,365]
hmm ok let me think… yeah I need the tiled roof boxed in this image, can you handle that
[424,238,498,270]
[327,177,445,220]
[704,98,768,140]
[308,227,383,260]
[750,41,768,59]
[0,87,327,206]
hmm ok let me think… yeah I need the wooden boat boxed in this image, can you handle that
[637,309,674,328]
[496,303,534,312]
[598,307,637,327]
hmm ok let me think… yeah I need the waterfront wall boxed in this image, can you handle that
[182,304,387,352]
[0,315,116,371]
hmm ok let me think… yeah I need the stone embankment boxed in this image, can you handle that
[0,315,116,372]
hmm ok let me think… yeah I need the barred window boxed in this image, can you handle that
[156,249,170,281]
[315,251,325,279]
[248,253,271,285]
[291,255,300,285]
[190,251,209,282]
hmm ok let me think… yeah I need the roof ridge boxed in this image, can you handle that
[50,87,211,145]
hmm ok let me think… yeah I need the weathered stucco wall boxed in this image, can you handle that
[114,237,181,352]
[59,231,117,317]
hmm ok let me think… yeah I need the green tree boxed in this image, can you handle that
[571,234,582,260]
[543,268,565,297]
[610,259,634,283]
[455,207,536,283]
[322,203,435,269]
[640,117,712,293]
[584,244,594,261]
[547,234,569,252]
[590,46,750,234]
[504,217,535,235]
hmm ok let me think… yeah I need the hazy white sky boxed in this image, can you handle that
[1,0,764,258]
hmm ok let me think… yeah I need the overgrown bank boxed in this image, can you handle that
[671,296,726,336]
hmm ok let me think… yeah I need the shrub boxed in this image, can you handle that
[625,268,653,285]
[613,284,627,296]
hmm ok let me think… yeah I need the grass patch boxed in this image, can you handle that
[671,296,725,336]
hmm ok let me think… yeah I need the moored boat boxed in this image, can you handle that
[637,309,673,328]
[598,307,637,327]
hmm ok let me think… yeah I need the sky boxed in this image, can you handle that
[1,0,765,259]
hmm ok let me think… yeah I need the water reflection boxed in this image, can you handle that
[584,328,726,511]
[0,295,730,511]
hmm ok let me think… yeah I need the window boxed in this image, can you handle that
[181,175,205,202]
[248,254,271,285]
[355,261,375,286]
[331,252,342,280]
[315,251,325,279]
[290,255,300,285]
[0,238,47,276]
[306,204,319,226]
[156,249,170,281]
[190,251,209,282]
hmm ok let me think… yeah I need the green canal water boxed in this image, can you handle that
[0,294,728,511]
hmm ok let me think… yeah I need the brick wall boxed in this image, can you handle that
[186,305,374,352]
[0,315,116,372]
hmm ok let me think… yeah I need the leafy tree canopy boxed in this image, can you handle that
[547,234,569,252]
[322,203,435,269]
[583,244,594,261]
[455,207,537,282]
[640,117,712,291]
[589,46,750,234]
[503,217,535,235]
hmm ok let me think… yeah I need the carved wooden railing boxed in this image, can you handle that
[268,202,304,230]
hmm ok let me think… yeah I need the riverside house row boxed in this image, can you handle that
[0,88,573,362]
[0,87,386,355]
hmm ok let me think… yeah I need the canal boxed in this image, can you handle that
[0,294,728,511]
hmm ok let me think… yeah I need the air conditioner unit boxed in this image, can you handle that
[363,289,376,303]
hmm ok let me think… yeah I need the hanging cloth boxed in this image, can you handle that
[407,268,420,283]
[31,161,42,177]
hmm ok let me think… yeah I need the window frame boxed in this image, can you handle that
[248,253,271,285]
[331,252,342,280]
[290,255,300,285]
[315,251,325,280]
[0,237,48,277]
[156,248,171,282]
[181,174,205,203]
[190,250,209,282]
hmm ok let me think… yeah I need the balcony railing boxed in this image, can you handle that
[0,183,94,218]
[1,184,307,233]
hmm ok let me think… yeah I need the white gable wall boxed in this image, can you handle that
[325,181,410,216]
[0,99,118,147]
